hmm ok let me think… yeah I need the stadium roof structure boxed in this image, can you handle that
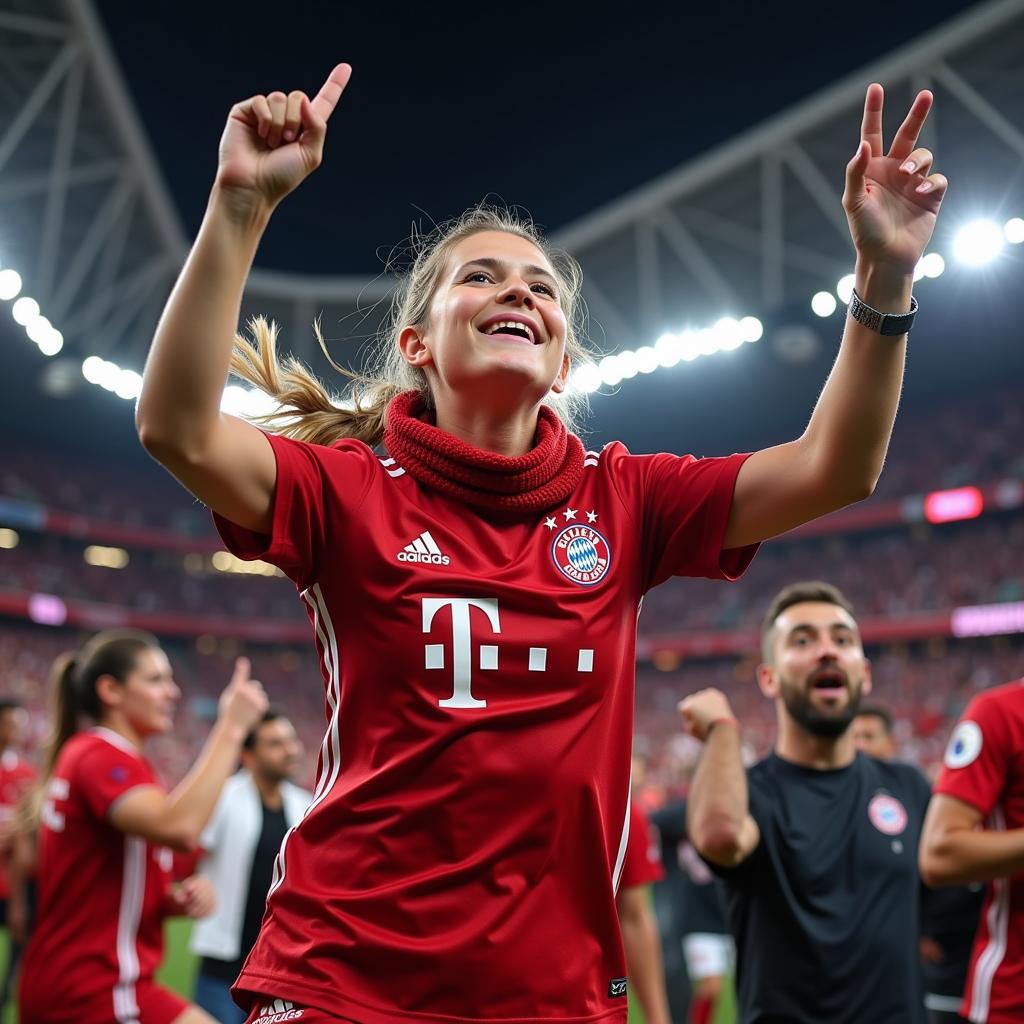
[2,0,1024,380]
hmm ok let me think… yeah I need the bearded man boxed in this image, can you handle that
[680,581,933,1024]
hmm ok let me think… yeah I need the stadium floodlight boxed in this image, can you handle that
[953,219,1004,265]
[696,328,719,357]
[599,354,622,386]
[114,369,143,400]
[571,363,601,393]
[0,269,21,301]
[617,350,639,379]
[680,330,702,361]
[836,274,855,305]
[919,252,945,279]
[811,291,837,318]
[96,359,122,391]
[11,296,39,326]
[655,333,681,368]
[37,330,63,357]
[714,317,744,351]
[1005,217,1024,245]
[82,356,105,383]
[635,346,659,373]
[25,315,53,345]
[739,316,763,343]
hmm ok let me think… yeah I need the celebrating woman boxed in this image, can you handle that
[136,65,945,1024]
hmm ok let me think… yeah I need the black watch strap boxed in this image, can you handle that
[849,289,918,336]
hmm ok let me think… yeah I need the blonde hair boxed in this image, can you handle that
[230,204,593,447]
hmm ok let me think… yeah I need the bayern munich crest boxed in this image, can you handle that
[867,793,908,836]
[551,524,612,586]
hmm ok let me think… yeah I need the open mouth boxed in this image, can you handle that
[809,668,847,696]
[478,316,540,344]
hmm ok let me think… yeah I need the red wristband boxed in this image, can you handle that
[706,716,739,736]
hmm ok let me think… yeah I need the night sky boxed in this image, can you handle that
[95,0,987,275]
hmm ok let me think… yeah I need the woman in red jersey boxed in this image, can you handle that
[136,65,947,1024]
[20,629,266,1024]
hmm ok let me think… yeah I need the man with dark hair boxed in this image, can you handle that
[853,703,897,760]
[681,581,933,1023]
[190,709,311,1023]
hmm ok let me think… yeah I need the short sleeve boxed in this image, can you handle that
[212,433,376,591]
[934,694,1013,818]
[610,447,759,592]
[75,743,156,822]
[619,803,664,888]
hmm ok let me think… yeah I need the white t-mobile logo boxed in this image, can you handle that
[422,596,500,709]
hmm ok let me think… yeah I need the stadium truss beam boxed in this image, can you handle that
[0,0,1022,379]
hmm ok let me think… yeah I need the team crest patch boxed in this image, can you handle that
[945,720,983,769]
[868,793,908,836]
[551,525,611,586]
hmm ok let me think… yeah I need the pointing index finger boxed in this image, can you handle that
[311,63,353,123]
[860,82,884,158]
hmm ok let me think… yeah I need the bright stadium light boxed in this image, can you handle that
[599,355,622,386]
[25,315,53,345]
[920,252,945,279]
[739,316,763,343]
[96,359,122,391]
[114,369,143,400]
[571,363,602,393]
[82,356,105,383]
[1005,217,1024,245]
[953,219,1004,265]
[0,269,21,301]
[37,330,63,357]
[635,346,659,373]
[836,274,855,305]
[714,317,744,351]
[811,291,837,317]
[656,333,681,368]
[680,331,702,361]
[11,296,39,326]
[617,350,639,379]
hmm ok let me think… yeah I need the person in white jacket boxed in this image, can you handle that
[191,710,310,1023]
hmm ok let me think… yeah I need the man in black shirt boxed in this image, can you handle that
[681,581,932,1024]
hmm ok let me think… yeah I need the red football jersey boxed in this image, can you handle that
[0,749,35,899]
[934,680,1024,1024]
[215,433,755,1024]
[618,801,664,889]
[20,728,174,1023]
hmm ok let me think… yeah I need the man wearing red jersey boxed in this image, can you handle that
[617,799,671,1024]
[920,679,1024,1024]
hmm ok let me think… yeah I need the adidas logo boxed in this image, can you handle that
[397,531,451,566]
[254,1000,304,1023]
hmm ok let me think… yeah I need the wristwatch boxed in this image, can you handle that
[848,289,918,336]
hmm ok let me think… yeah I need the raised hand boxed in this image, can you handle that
[843,84,948,273]
[216,63,352,208]
[678,688,737,743]
[217,656,268,735]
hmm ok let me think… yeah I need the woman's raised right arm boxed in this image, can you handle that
[136,65,352,532]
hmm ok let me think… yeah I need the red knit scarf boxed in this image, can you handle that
[383,390,584,513]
